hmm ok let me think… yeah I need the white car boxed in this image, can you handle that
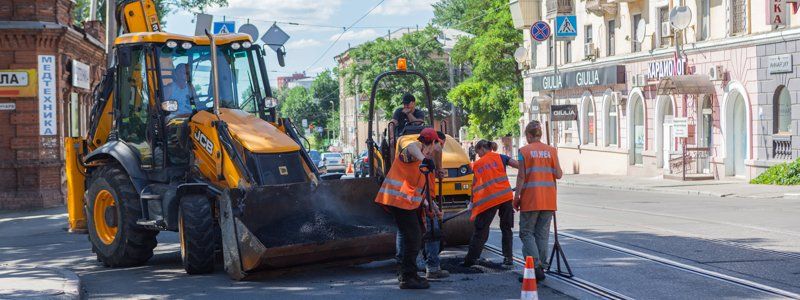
[320,152,346,173]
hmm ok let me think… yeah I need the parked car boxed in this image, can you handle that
[320,152,346,173]
[354,151,369,178]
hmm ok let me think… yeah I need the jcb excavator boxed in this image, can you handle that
[365,59,474,246]
[65,0,394,279]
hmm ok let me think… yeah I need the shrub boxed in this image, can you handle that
[750,159,800,185]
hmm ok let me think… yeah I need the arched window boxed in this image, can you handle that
[605,97,618,146]
[774,86,792,134]
[583,97,596,144]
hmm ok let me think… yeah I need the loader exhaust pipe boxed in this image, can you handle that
[204,30,221,116]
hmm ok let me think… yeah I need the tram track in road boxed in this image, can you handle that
[483,243,633,300]
[559,231,800,299]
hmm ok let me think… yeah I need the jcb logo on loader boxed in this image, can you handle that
[193,130,214,155]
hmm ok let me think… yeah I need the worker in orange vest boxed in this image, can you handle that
[375,128,445,289]
[462,139,519,267]
[514,120,563,282]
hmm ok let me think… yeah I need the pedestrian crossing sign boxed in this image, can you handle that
[555,15,578,39]
[213,21,235,34]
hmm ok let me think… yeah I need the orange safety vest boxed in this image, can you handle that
[374,155,436,210]
[519,142,558,212]
[470,152,513,221]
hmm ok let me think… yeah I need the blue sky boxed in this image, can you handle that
[163,0,437,82]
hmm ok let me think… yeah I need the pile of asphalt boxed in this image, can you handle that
[258,213,393,247]
[439,257,508,274]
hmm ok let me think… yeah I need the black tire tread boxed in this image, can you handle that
[180,194,216,274]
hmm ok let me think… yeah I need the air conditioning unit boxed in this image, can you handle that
[584,42,598,59]
[660,22,672,37]
[708,65,724,81]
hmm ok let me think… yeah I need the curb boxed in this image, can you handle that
[0,264,81,299]
[558,181,734,198]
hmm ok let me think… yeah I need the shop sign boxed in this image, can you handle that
[767,0,789,26]
[0,69,37,97]
[768,54,793,74]
[647,57,686,80]
[71,60,91,90]
[38,55,57,136]
[551,104,578,122]
[672,117,688,138]
[531,65,625,91]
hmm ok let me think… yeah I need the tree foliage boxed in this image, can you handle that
[72,0,227,27]
[433,0,522,139]
[339,26,449,121]
[310,69,341,139]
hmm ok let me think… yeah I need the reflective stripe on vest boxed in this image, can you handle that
[470,152,513,220]
[374,155,434,210]
[519,143,558,212]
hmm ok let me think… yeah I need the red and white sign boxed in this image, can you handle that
[768,0,789,25]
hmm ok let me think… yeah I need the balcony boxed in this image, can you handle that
[546,0,573,19]
[586,0,617,17]
[509,0,542,29]
[773,135,793,160]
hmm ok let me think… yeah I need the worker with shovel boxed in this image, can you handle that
[375,128,446,289]
[462,140,519,267]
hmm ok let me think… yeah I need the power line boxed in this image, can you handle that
[212,14,415,30]
[303,0,386,73]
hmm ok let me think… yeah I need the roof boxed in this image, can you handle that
[114,32,252,46]
[656,75,716,95]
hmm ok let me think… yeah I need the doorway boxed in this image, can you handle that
[731,95,747,176]
[632,97,645,165]
[656,96,675,170]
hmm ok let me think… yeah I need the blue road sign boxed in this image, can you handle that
[555,15,578,38]
[213,21,235,34]
[530,21,551,42]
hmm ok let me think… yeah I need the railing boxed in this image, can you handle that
[773,135,792,160]
[668,147,712,180]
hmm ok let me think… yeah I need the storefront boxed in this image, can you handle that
[0,0,106,210]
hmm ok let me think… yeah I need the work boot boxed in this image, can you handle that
[399,273,430,289]
[426,269,450,279]
[461,259,476,267]
[503,257,514,267]
[535,267,546,282]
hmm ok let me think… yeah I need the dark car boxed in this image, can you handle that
[308,150,322,170]
[354,151,369,178]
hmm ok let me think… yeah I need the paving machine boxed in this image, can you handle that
[365,59,474,246]
[65,0,394,279]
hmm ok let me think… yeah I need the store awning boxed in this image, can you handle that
[657,74,716,95]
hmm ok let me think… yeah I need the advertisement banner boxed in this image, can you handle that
[38,55,57,136]
[0,69,37,97]
[551,104,578,122]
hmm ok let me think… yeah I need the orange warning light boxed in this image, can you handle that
[397,58,407,71]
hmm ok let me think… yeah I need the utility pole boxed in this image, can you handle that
[105,0,116,67]
[89,0,98,21]
[354,75,360,154]
[448,55,456,137]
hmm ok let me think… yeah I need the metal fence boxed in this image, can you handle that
[668,147,712,179]
[772,135,792,160]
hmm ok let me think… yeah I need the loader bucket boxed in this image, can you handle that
[219,177,396,280]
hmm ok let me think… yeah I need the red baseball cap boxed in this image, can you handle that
[419,128,443,144]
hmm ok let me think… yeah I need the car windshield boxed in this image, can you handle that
[308,150,321,161]
[323,153,342,159]
[158,44,267,114]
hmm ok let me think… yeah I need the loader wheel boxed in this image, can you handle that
[86,165,158,267]
[179,194,216,274]
[442,212,473,246]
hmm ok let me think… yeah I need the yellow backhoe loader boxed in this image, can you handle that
[365,59,474,246]
[65,0,394,279]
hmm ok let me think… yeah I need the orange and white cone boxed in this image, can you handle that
[521,256,538,300]
[346,163,354,174]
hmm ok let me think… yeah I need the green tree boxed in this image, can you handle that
[72,0,227,27]
[310,69,340,144]
[339,26,449,121]
[434,0,522,139]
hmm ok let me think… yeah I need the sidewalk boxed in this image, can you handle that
[0,264,81,299]
[558,173,800,199]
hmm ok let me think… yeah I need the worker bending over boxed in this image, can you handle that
[463,140,519,267]
[514,120,562,282]
[375,128,445,289]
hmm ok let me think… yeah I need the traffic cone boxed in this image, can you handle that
[521,256,538,300]
[346,163,354,174]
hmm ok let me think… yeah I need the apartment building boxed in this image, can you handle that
[511,0,800,180]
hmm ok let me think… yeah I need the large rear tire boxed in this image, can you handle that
[179,194,216,274]
[86,165,158,267]
[442,212,473,246]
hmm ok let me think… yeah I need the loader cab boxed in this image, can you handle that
[111,33,273,176]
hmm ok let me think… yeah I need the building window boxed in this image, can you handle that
[547,39,553,66]
[564,40,572,64]
[606,97,618,146]
[774,85,792,134]
[585,25,593,58]
[658,6,670,47]
[698,0,710,41]
[607,20,616,56]
[583,97,596,145]
[631,14,642,52]
[731,0,746,35]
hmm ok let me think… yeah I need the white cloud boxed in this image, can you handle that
[373,0,436,16]
[286,38,323,48]
[207,0,343,23]
[331,29,380,41]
